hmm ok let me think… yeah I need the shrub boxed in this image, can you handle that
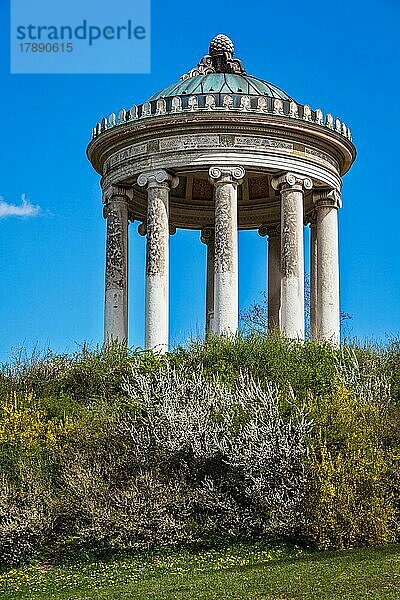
[0,469,53,566]
[121,366,311,541]
[0,336,399,565]
[301,350,400,548]
[54,367,310,550]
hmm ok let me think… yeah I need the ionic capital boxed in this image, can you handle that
[208,166,245,186]
[271,172,313,192]
[137,169,179,190]
[102,184,133,205]
[138,221,147,236]
[313,188,342,209]
[304,210,317,227]
[258,223,280,238]
[200,225,215,245]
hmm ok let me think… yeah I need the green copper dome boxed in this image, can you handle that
[147,34,294,103]
[148,73,293,102]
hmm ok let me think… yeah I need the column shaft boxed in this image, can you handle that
[215,182,238,334]
[315,192,340,344]
[104,189,130,344]
[272,173,312,340]
[281,187,304,338]
[310,217,318,340]
[209,166,244,335]
[138,170,178,353]
[267,227,281,330]
[201,227,215,334]
[146,186,169,351]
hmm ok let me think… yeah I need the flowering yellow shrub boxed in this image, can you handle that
[0,392,73,450]
[303,379,399,549]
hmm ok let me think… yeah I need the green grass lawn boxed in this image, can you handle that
[0,543,399,600]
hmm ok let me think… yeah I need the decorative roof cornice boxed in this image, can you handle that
[90,94,353,144]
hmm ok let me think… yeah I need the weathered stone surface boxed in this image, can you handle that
[209,166,244,335]
[308,212,318,341]
[201,226,215,334]
[271,174,312,340]
[137,171,179,353]
[103,185,132,344]
[313,189,341,345]
[260,224,281,330]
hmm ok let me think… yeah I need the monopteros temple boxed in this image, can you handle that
[87,34,356,352]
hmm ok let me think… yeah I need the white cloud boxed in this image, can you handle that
[0,194,41,219]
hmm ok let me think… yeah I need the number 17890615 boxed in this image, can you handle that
[19,43,73,52]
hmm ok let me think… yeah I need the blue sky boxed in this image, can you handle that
[0,0,399,361]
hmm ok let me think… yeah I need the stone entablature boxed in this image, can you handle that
[89,111,350,230]
[91,94,352,144]
[104,133,339,175]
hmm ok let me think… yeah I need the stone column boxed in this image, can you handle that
[267,224,281,330]
[314,189,341,344]
[137,170,179,353]
[259,224,281,330]
[309,212,318,341]
[200,226,215,335]
[209,166,245,335]
[103,185,132,344]
[271,173,313,340]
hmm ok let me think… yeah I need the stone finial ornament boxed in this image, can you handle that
[181,34,247,79]
[240,95,251,110]
[142,102,151,117]
[289,101,298,118]
[326,113,334,128]
[118,109,126,124]
[273,99,284,115]
[171,97,182,113]
[205,95,216,110]
[257,97,268,112]
[188,96,198,111]
[303,105,312,121]
[223,94,234,109]
[209,34,235,56]
[129,105,138,120]
[315,109,323,125]
[156,99,166,115]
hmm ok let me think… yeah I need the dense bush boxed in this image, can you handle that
[0,335,399,565]
[302,352,399,548]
